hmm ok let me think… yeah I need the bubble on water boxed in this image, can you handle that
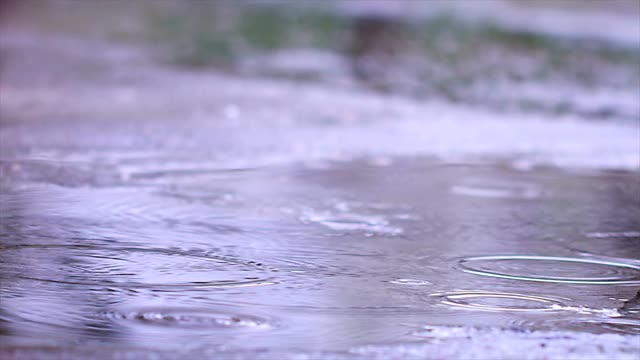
[457,255,640,285]
[432,291,568,312]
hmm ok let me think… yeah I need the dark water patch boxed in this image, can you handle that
[619,290,640,316]
[556,318,640,336]
[458,255,640,285]
[564,233,640,261]
[594,320,640,335]
[0,287,123,337]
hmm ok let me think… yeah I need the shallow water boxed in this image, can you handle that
[0,3,639,355]
[1,157,639,354]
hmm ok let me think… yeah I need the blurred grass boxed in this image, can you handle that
[239,9,289,50]
[144,3,349,67]
[4,0,638,119]
[142,3,639,74]
[139,3,639,119]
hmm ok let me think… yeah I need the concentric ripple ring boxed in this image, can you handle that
[458,255,640,285]
[432,291,567,312]
[0,244,275,289]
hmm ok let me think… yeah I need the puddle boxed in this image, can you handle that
[1,1,639,357]
[1,158,639,352]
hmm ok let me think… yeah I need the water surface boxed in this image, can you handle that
[1,158,639,355]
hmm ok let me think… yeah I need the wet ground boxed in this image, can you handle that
[2,154,640,359]
[1,1,640,359]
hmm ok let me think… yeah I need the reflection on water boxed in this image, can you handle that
[1,159,639,354]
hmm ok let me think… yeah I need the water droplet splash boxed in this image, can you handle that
[298,200,407,235]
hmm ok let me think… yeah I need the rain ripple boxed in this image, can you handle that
[457,255,640,285]
[431,291,568,312]
[0,244,275,290]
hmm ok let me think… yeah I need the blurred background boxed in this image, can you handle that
[1,0,639,123]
